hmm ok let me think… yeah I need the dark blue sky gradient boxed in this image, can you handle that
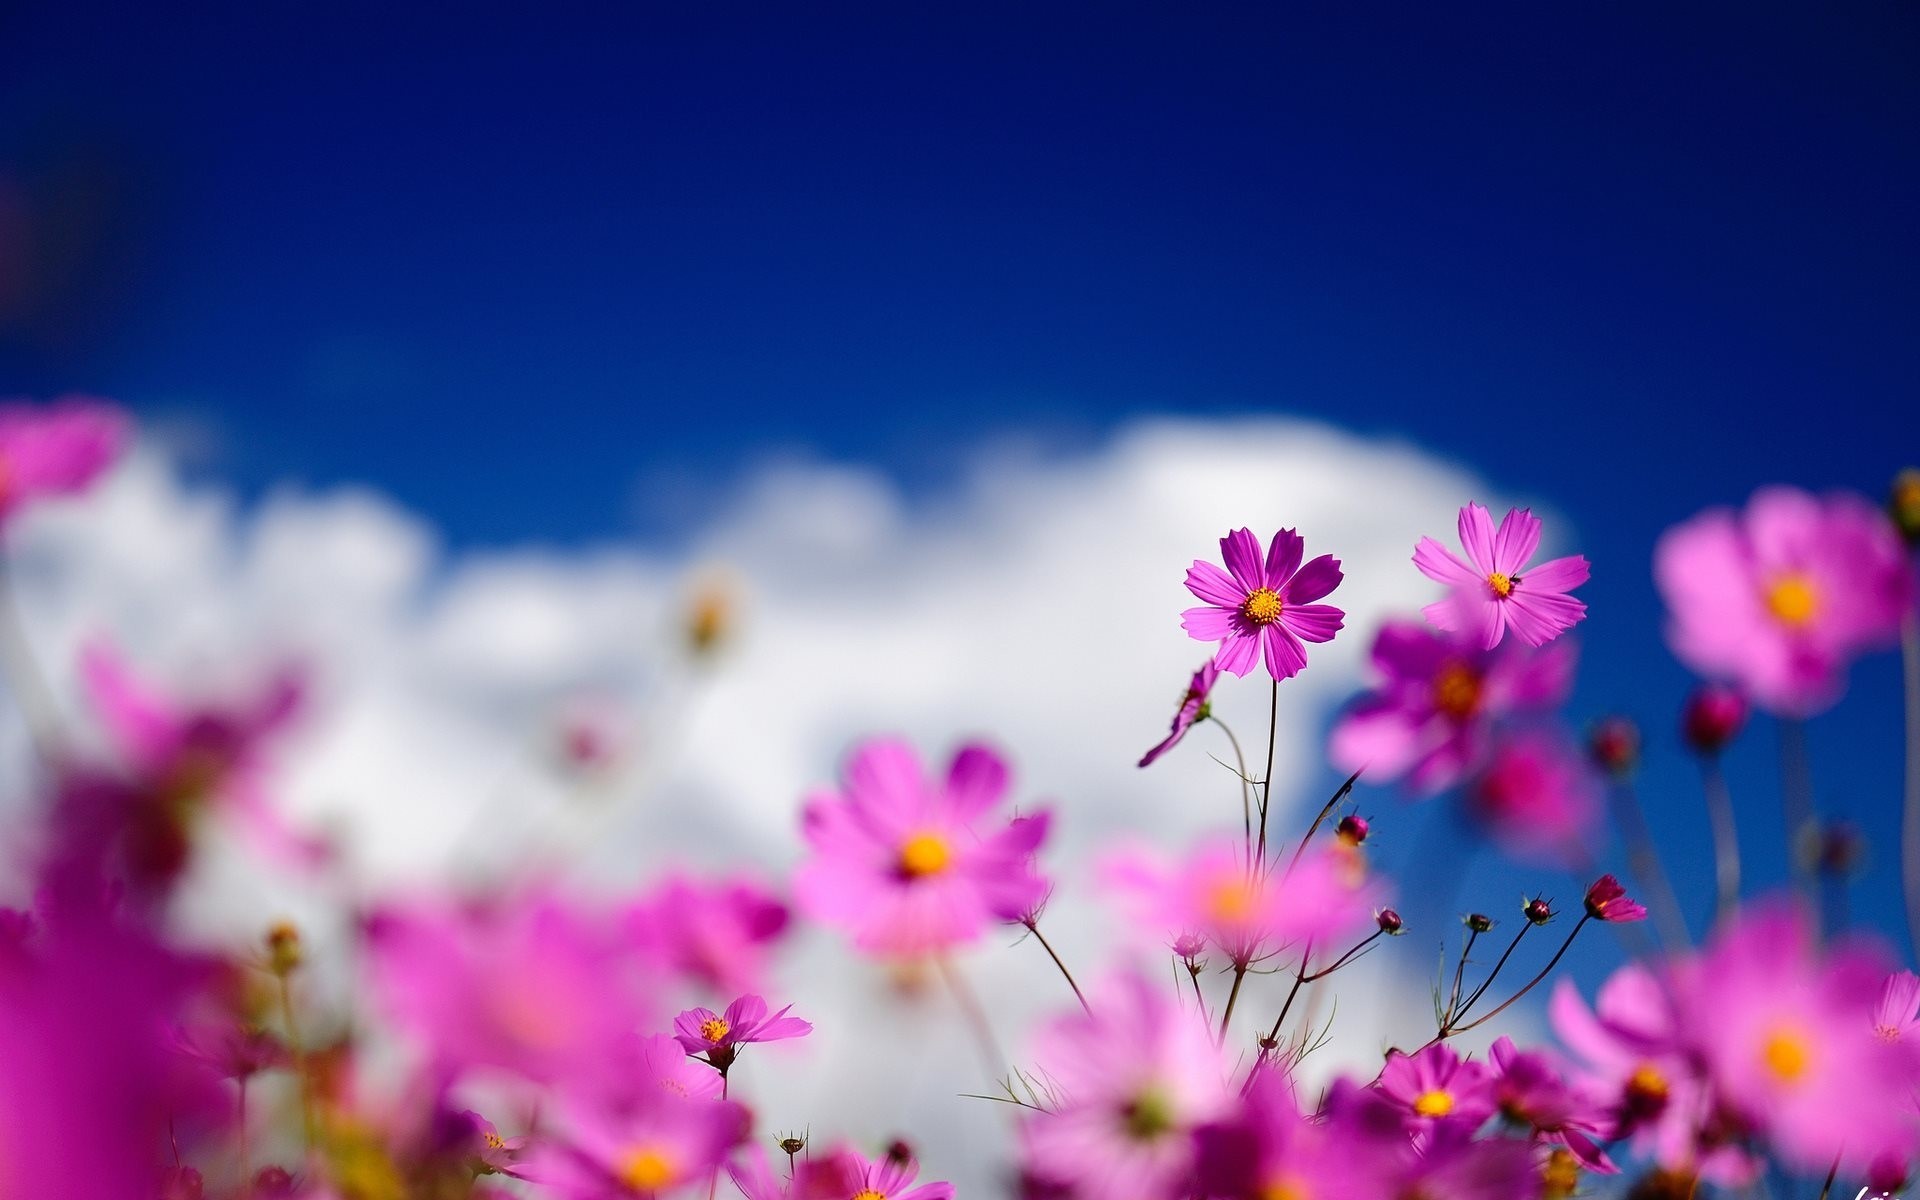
[3,2,1917,958]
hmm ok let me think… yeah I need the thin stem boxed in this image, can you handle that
[1212,718,1256,862]
[278,974,314,1154]
[1780,718,1817,906]
[938,957,1004,1078]
[1288,769,1362,873]
[1454,923,1529,1021]
[1303,929,1380,982]
[1609,780,1692,951]
[1022,919,1089,1014]
[1257,680,1278,867]
[1264,961,1310,1047]
[237,1075,251,1191]
[1185,963,1210,1026]
[1444,927,1481,1028]
[1700,758,1742,928]
[1902,613,1920,963]
[1218,963,1248,1041]
[1817,1157,1839,1200]
[1451,915,1590,1035]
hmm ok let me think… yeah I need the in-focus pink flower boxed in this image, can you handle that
[1181,527,1344,680]
[1019,971,1233,1200]
[795,738,1050,958]
[1328,620,1575,793]
[1378,1043,1496,1129]
[1875,971,1920,1043]
[1582,875,1646,924]
[627,874,790,997]
[1415,504,1589,649]
[1138,661,1219,768]
[672,994,809,1070]
[0,397,126,525]
[1655,486,1914,715]
[1465,733,1602,864]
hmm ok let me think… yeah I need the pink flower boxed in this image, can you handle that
[0,397,126,524]
[626,874,790,997]
[1378,1043,1497,1129]
[1875,971,1920,1043]
[526,1086,750,1199]
[1415,504,1589,649]
[1655,486,1914,715]
[782,1145,955,1200]
[463,1111,529,1177]
[1328,620,1576,793]
[1138,661,1219,768]
[1464,733,1602,864]
[1193,1068,1370,1199]
[1582,875,1646,923]
[1181,527,1344,680]
[1019,971,1234,1200]
[1487,1036,1616,1172]
[795,738,1050,958]
[630,1033,723,1102]
[672,994,810,1071]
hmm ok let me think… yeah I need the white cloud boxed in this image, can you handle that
[4,417,1531,1195]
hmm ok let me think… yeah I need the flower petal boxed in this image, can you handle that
[1214,630,1260,677]
[1185,560,1245,607]
[1262,624,1309,679]
[1492,507,1542,575]
[1220,528,1266,592]
[1413,537,1478,586]
[1458,503,1498,574]
[1181,605,1239,641]
[1285,554,1343,604]
[1281,603,1344,643]
[1263,528,1303,587]
[1519,554,1589,595]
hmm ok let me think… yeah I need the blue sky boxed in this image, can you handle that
[3,2,1918,956]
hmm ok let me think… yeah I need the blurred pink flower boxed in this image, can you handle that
[526,1085,749,1199]
[629,1033,722,1102]
[1875,971,1920,1043]
[1181,527,1345,680]
[1415,504,1589,649]
[672,994,810,1070]
[1378,1043,1496,1130]
[626,874,789,997]
[1464,732,1602,864]
[780,1146,954,1200]
[1487,1036,1615,1172]
[1138,660,1218,768]
[1019,970,1233,1200]
[1328,620,1575,793]
[0,396,126,524]
[795,738,1050,958]
[1655,486,1914,715]
[1193,1067,1369,1200]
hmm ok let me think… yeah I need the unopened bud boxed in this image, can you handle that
[1523,895,1555,925]
[686,581,734,657]
[1815,820,1865,877]
[1586,717,1639,777]
[1375,908,1404,935]
[1681,683,1747,756]
[265,921,302,975]
[1466,913,1494,934]
[884,1139,913,1165]
[777,1134,806,1156]
[1336,814,1370,846]
[252,1166,295,1196]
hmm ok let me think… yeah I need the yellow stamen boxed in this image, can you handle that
[1206,875,1260,923]
[1760,1026,1813,1084]
[898,833,951,878]
[1764,573,1819,627]
[852,1191,887,1200]
[699,1016,730,1042]
[1431,661,1483,719]
[1412,1089,1455,1118]
[483,1131,505,1150]
[1487,572,1514,598]
[1626,1063,1668,1101]
[1260,1176,1311,1200]
[1241,587,1284,625]
[618,1146,677,1191]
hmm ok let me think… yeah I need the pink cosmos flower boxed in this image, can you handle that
[1582,875,1647,924]
[1138,661,1219,768]
[1416,504,1589,649]
[1193,1067,1375,1200]
[1876,972,1920,1043]
[795,738,1050,958]
[526,1086,750,1199]
[364,889,659,1090]
[630,1033,723,1102]
[673,995,810,1071]
[78,641,330,871]
[1019,971,1234,1200]
[1378,1043,1497,1129]
[1463,732,1602,865]
[464,1112,529,1178]
[777,1145,955,1200]
[0,397,126,525]
[1181,527,1345,680]
[1328,620,1576,793]
[1487,1036,1615,1172]
[627,874,790,997]
[1655,486,1914,715]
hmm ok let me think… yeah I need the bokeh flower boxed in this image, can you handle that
[627,874,790,997]
[1138,660,1219,767]
[1181,527,1344,680]
[0,396,126,525]
[1465,732,1602,864]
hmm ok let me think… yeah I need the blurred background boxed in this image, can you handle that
[3,2,1917,1192]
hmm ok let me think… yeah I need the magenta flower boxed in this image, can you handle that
[1465,732,1602,865]
[0,396,126,525]
[1487,1036,1616,1172]
[1378,1043,1497,1129]
[1582,875,1647,924]
[795,738,1050,958]
[1415,504,1589,649]
[1019,971,1233,1200]
[672,994,810,1071]
[630,1033,723,1102]
[627,874,790,997]
[785,1145,955,1200]
[1193,1067,1370,1200]
[463,1111,529,1177]
[1328,620,1576,793]
[1876,972,1920,1043]
[1181,527,1344,680]
[1138,661,1219,768]
[525,1086,750,1199]
[1655,486,1914,715]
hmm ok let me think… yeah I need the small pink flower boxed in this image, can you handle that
[1582,876,1646,923]
[1466,733,1602,865]
[463,1112,529,1177]
[1329,620,1575,793]
[1655,486,1914,715]
[1138,661,1219,768]
[1181,527,1345,680]
[0,396,127,524]
[1378,1043,1497,1129]
[1415,504,1589,649]
[1875,971,1920,1043]
[672,994,810,1070]
[795,738,1050,958]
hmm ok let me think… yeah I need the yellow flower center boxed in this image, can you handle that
[1412,1089,1455,1118]
[853,1191,887,1200]
[1431,661,1483,719]
[618,1146,677,1191]
[1122,1084,1178,1140]
[1260,1175,1311,1200]
[1241,587,1284,625]
[1206,874,1260,923]
[699,1016,730,1042]
[1764,573,1818,627]
[483,1131,505,1150]
[1487,572,1514,598]
[1627,1063,1668,1101]
[898,832,951,878]
[1760,1026,1814,1084]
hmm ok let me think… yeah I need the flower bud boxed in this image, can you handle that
[1466,913,1494,933]
[1815,820,1865,877]
[1335,814,1370,846]
[1681,683,1747,756]
[265,921,302,976]
[1586,717,1639,777]
[777,1133,806,1157]
[253,1166,295,1196]
[1375,908,1404,935]
[885,1139,914,1165]
[1891,468,1920,545]
[1523,895,1555,925]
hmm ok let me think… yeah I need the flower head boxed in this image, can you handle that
[1138,661,1219,767]
[626,874,790,997]
[1181,527,1344,680]
[1655,486,1913,715]
[1681,682,1748,755]
[1379,1043,1497,1129]
[1875,971,1920,1043]
[1582,876,1646,923]
[672,994,810,1070]
[1466,733,1603,865]
[1415,504,1589,649]
[526,1084,749,1199]
[0,397,126,524]
[796,738,1050,958]
[781,1143,955,1200]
